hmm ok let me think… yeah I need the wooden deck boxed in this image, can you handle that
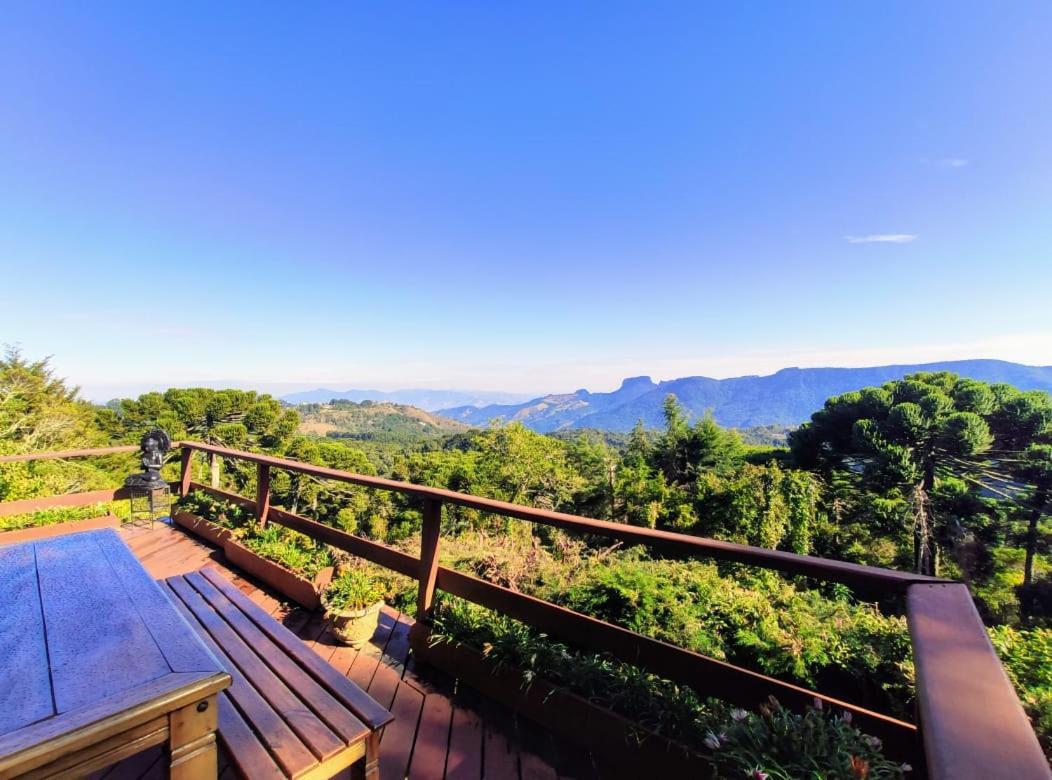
[94,521,604,780]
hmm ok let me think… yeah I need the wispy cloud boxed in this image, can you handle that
[844,234,917,244]
[921,156,969,168]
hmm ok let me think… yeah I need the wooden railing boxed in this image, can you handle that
[2,442,1049,779]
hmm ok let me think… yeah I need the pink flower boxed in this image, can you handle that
[731,708,748,721]
[704,732,721,750]
[900,764,913,773]
[750,769,769,780]
[813,697,824,711]
[864,735,881,749]
[842,710,853,725]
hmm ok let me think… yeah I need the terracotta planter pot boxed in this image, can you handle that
[172,511,232,547]
[409,625,705,777]
[324,600,385,647]
[0,514,121,545]
[223,538,333,611]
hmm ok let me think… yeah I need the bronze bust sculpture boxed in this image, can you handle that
[125,429,171,490]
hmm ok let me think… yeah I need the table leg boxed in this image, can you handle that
[352,732,381,780]
[168,694,219,779]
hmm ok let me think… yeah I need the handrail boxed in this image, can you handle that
[0,445,139,463]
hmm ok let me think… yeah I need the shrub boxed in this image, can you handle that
[550,553,913,714]
[176,490,251,531]
[0,502,118,531]
[989,625,1052,757]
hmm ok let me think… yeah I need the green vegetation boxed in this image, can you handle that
[176,490,331,579]
[431,596,908,778]
[4,348,1052,762]
[324,567,386,611]
[0,502,120,532]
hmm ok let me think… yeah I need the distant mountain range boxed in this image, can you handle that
[436,360,1052,432]
[280,387,533,410]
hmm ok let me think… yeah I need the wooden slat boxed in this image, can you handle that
[407,693,454,780]
[182,571,370,745]
[215,694,285,780]
[34,532,170,713]
[165,576,346,762]
[907,583,1050,780]
[160,580,317,778]
[199,566,394,731]
[377,682,424,780]
[0,543,54,736]
[444,696,483,780]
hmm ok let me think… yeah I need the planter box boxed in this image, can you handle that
[223,538,333,611]
[409,624,706,777]
[0,514,121,546]
[172,511,233,547]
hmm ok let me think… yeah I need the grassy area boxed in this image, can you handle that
[0,502,124,532]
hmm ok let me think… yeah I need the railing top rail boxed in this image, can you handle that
[0,445,139,463]
[179,440,948,591]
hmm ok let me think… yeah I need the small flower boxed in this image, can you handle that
[842,710,853,725]
[850,755,869,779]
[719,732,728,743]
[704,732,722,750]
[864,735,882,749]
[900,764,913,773]
[730,707,748,722]
[813,697,824,711]
[750,770,769,780]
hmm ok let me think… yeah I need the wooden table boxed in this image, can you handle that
[0,529,231,779]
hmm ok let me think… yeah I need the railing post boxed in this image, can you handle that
[417,498,442,622]
[209,452,220,488]
[256,463,271,528]
[179,447,193,497]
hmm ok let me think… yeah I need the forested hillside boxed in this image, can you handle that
[3,347,1050,761]
[296,399,469,442]
[440,359,1052,431]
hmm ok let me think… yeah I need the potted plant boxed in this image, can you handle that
[323,567,386,647]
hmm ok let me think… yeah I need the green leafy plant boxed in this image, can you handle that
[325,567,386,612]
[176,490,251,531]
[989,625,1052,755]
[240,524,332,579]
[0,502,117,532]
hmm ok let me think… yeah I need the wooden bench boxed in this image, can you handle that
[160,567,393,780]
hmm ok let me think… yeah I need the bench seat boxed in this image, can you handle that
[160,567,393,780]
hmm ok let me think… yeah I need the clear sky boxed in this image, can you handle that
[2,3,1051,400]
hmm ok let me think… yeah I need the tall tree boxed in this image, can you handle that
[791,372,994,575]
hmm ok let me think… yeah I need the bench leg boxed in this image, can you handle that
[352,732,381,780]
[168,694,219,779]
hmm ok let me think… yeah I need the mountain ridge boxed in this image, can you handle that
[438,360,1052,432]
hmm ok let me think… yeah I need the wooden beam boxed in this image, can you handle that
[179,448,193,498]
[255,464,271,528]
[0,446,139,464]
[417,499,442,622]
[907,583,1049,779]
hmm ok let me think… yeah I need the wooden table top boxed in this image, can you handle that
[0,529,229,771]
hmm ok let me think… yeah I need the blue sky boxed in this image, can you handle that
[2,3,1051,400]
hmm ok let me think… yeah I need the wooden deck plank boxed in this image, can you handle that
[378,681,425,780]
[406,692,454,780]
[444,692,483,780]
